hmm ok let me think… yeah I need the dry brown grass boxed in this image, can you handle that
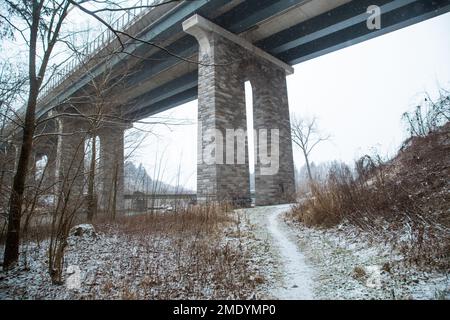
[93,203,234,236]
[76,204,257,299]
[1,203,259,299]
[291,124,450,270]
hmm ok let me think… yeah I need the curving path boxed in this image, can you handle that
[266,205,314,299]
[244,204,314,299]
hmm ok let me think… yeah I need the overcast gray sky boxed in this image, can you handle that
[129,12,450,190]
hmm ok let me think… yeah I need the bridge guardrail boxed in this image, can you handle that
[37,0,165,105]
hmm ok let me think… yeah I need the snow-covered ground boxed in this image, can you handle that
[287,218,450,300]
[1,205,448,300]
[259,205,313,299]
[0,213,260,300]
[240,204,450,300]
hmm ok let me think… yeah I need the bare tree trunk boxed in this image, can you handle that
[87,136,97,222]
[304,151,313,181]
[3,86,38,269]
[111,162,118,220]
[3,0,46,269]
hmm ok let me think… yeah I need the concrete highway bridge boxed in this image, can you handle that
[8,0,449,211]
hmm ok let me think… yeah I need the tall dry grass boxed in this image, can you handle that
[82,203,256,299]
[291,126,450,269]
[94,203,234,235]
[1,203,258,299]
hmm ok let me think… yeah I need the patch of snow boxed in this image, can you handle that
[285,218,450,300]
[365,265,382,289]
[239,205,449,300]
[266,205,314,299]
[65,265,81,290]
[0,216,258,300]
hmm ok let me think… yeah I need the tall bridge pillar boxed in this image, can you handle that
[250,61,296,206]
[0,142,18,195]
[56,115,87,197]
[183,15,296,206]
[42,149,58,194]
[98,125,126,214]
[33,133,58,193]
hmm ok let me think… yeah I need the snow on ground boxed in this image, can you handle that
[0,213,261,300]
[1,231,188,299]
[240,204,449,300]
[286,218,450,300]
[1,205,448,300]
[261,205,313,299]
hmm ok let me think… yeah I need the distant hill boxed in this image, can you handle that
[291,121,450,269]
[124,161,193,194]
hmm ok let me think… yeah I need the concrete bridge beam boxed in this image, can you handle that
[183,15,296,205]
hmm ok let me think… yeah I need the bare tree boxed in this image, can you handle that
[291,114,330,181]
[78,58,134,221]
[0,61,24,193]
[48,130,87,284]
[1,0,73,269]
[0,0,193,269]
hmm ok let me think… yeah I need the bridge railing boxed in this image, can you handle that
[38,0,166,104]
[124,192,198,212]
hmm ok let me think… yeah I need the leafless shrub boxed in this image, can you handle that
[47,135,88,284]
[4,203,255,299]
[94,203,234,235]
[87,204,255,299]
[291,125,450,269]
[402,89,450,138]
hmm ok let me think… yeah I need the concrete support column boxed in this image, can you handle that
[56,116,87,197]
[43,148,58,193]
[251,68,296,205]
[184,17,250,203]
[98,127,124,214]
[0,142,17,191]
[28,151,37,186]
[33,134,58,193]
[183,15,295,205]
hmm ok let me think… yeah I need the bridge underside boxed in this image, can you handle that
[124,0,450,120]
[38,0,450,121]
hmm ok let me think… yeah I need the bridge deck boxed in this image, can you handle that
[38,0,450,120]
